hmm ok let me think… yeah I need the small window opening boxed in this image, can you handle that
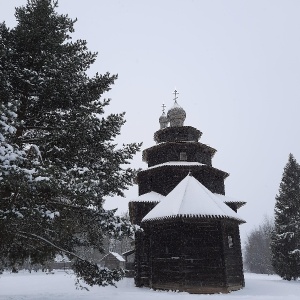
[228,235,234,248]
[180,152,187,161]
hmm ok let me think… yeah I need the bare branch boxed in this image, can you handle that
[16,231,86,262]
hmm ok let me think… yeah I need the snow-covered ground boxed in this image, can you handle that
[0,271,300,300]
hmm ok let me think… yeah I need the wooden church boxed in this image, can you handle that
[129,91,246,294]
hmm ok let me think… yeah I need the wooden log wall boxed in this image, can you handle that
[129,201,159,226]
[136,219,244,293]
[221,220,245,288]
[137,166,226,196]
[145,142,213,167]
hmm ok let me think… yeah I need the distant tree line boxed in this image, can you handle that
[244,215,274,274]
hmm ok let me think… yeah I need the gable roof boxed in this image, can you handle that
[142,174,245,223]
[130,191,165,202]
[101,252,125,262]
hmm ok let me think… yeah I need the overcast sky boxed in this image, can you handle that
[1,0,300,243]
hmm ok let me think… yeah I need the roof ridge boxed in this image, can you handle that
[178,175,190,214]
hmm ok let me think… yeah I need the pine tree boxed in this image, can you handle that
[0,0,140,286]
[271,154,300,280]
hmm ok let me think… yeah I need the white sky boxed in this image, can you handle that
[1,0,300,243]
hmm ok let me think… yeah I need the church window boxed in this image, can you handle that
[180,152,187,161]
[228,235,234,248]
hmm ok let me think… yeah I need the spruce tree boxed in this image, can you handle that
[0,0,140,286]
[271,154,300,280]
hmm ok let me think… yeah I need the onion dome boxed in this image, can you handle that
[167,101,186,127]
[159,112,168,129]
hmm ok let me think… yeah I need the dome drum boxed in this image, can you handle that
[142,142,215,167]
[154,126,201,143]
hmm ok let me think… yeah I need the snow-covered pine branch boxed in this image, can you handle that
[0,0,141,287]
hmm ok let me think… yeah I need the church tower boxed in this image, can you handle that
[129,91,245,294]
[138,90,228,198]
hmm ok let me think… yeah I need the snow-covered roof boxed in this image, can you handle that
[54,254,71,263]
[145,161,205,170]
[142,174,245,223]
[130,191,165,203]
[110,252,125,262]
[101,252,125,262]
[214,193,246,208]
[139,162,229,178]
